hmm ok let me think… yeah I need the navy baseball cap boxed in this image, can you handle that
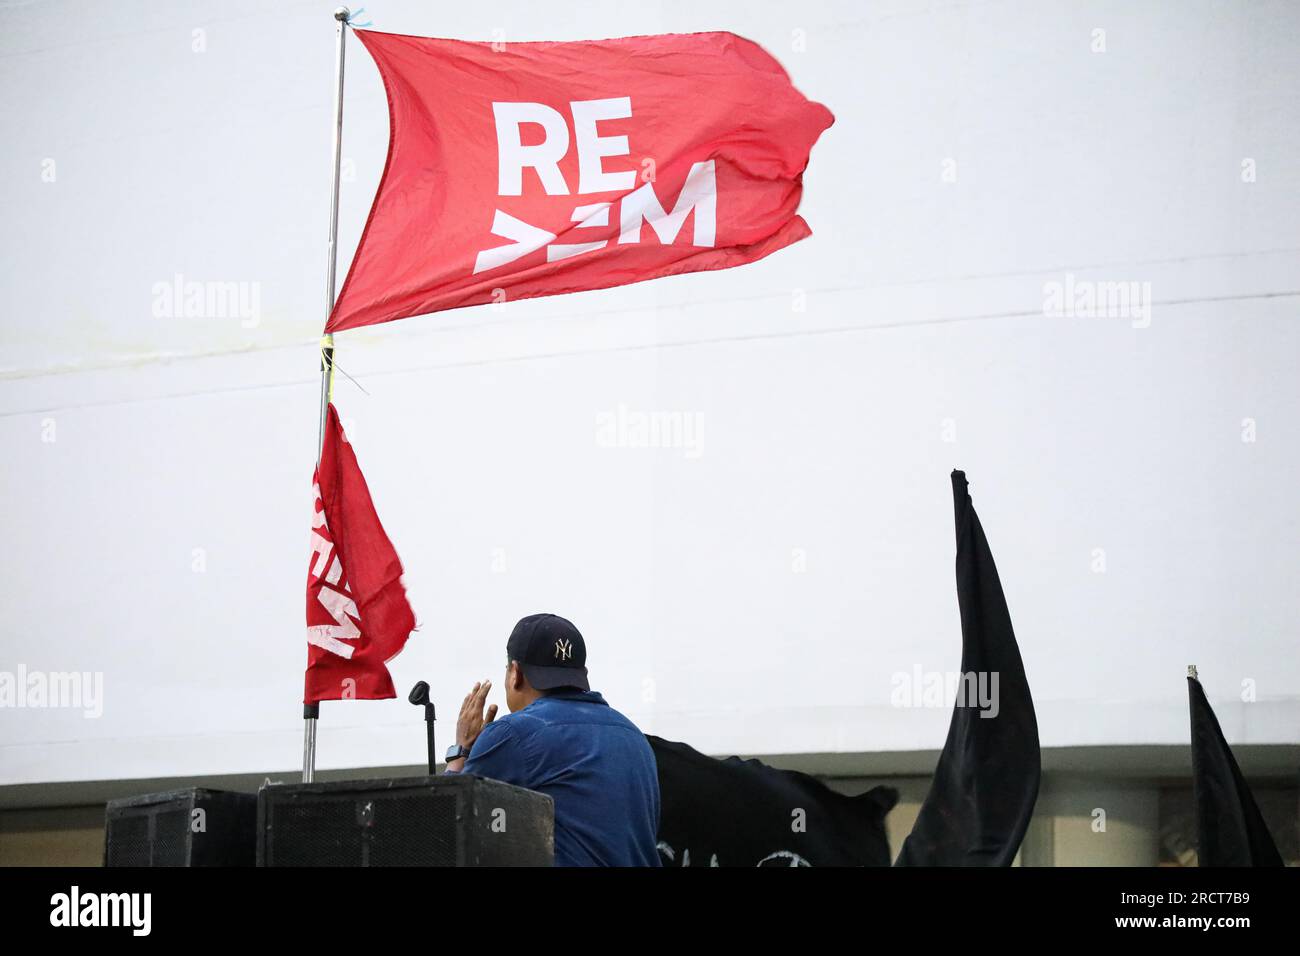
[506,613,589,691]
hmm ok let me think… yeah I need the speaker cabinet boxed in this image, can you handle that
[257,774,554,866]
[104,788,257,867]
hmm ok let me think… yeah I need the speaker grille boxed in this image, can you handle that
[367,793,459,866]
[105,812,152,866]
[258,776,553,866]
[151,807,191,866]
[105,789,257,867]
[267,797,364,867]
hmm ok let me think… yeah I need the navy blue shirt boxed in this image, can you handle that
[450,689,661,866]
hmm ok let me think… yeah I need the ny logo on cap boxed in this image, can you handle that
[554,638,573,661]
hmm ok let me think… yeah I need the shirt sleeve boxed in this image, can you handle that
[448,719,531,787]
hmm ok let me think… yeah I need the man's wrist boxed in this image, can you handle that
[446,741,473,763]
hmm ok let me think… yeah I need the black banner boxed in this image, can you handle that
[1188,675,1284,866]
[895,470,1041,865]
[649,735,897,866]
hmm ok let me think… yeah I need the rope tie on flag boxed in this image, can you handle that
[330,358,371,396]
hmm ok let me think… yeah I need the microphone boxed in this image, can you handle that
[408,681,436,775]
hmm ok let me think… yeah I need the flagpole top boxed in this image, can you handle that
[1187,664,1198,680]
[334,6,350,21]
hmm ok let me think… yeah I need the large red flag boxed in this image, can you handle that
[326,30,834,332]
[305,404,415,703]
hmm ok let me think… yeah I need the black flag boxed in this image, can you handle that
[895,470,1040,866]
[1187,675,1283,867]
[648,735,898,866]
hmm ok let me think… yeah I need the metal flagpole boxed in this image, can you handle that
[304,5,351,784]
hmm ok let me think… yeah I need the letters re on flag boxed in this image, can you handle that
[305,404,415,703]
[326,30,835,332]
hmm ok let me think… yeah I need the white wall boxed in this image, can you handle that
[1,0,1298,788]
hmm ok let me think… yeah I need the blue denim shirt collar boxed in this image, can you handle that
[534,688,607,707]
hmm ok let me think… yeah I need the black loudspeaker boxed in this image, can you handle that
[104,788,257,867]
[257,774,554,866]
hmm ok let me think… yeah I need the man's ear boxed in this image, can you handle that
[508,661,525,690]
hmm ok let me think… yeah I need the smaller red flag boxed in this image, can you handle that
[305,404,415,703]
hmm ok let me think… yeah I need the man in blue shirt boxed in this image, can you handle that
[444,613,661,867]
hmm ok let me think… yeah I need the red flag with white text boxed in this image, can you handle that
[305,404,415,703]
[326,29,834,332]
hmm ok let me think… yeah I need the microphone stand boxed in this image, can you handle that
[408,681,437,775]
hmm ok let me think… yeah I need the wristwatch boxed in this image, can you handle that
[445,743,471,762]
